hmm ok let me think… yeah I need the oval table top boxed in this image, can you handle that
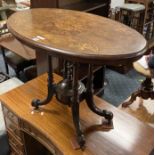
[7,8,147,64]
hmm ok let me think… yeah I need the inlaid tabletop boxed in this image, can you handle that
[7,8,147,64]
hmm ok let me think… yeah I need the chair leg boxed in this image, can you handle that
[4,61,9,75]
[1,47,9,74]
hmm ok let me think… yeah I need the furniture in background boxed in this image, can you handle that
[23,65,37,81]
[122,57,154,108]
[0,2,13,20]
[30,0,110,17]
[0,0,35,79]
[119,89,154,126]
[142,0,154,41]
[0,35,36,78]
[119,54,154,126]
[117,0,146,33]
[116,0,154,37]
[109,0,154,74]
[0,1,35,79]
[1,50,34,78]
[0,73,154,155]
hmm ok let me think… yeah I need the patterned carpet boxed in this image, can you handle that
[98,68,144,106]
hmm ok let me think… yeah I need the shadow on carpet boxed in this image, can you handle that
[98,68,145,107]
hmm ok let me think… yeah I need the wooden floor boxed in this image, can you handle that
[118,97,154,126]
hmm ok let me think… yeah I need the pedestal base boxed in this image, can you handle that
[31,57,114,148]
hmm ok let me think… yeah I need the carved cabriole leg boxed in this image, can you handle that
[142,77,154,99]
[122,77,154,107]
[71,63,85,148]
[122,91,140,107]
[32,55,56,109]
[85,64,113,124]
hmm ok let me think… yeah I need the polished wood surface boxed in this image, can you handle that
[7,8,147,64]
[119,98,154,126]
[0,73,153,155]
[0,34,36,60]
[29,1,110,75]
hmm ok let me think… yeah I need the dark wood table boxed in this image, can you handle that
[7,8,147,148]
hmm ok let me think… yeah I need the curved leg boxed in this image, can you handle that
[71,63,85,148]
[122,90,140,107]
[122,77,154,107]
[85,64,113,124]
[32,55,56,109]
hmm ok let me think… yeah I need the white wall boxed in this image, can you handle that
[111,0,125,8]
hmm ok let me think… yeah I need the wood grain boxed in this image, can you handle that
[7,8,147,64]
[0,73,153,155]
[119,97,154,126]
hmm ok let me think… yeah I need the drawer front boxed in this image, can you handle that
[5,116,22,142]
[2,105,19,126]
[7,129,25,155]
[10,145,24,155]
[10,149,18,155]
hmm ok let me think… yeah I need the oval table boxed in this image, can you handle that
[7,8,147,148]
